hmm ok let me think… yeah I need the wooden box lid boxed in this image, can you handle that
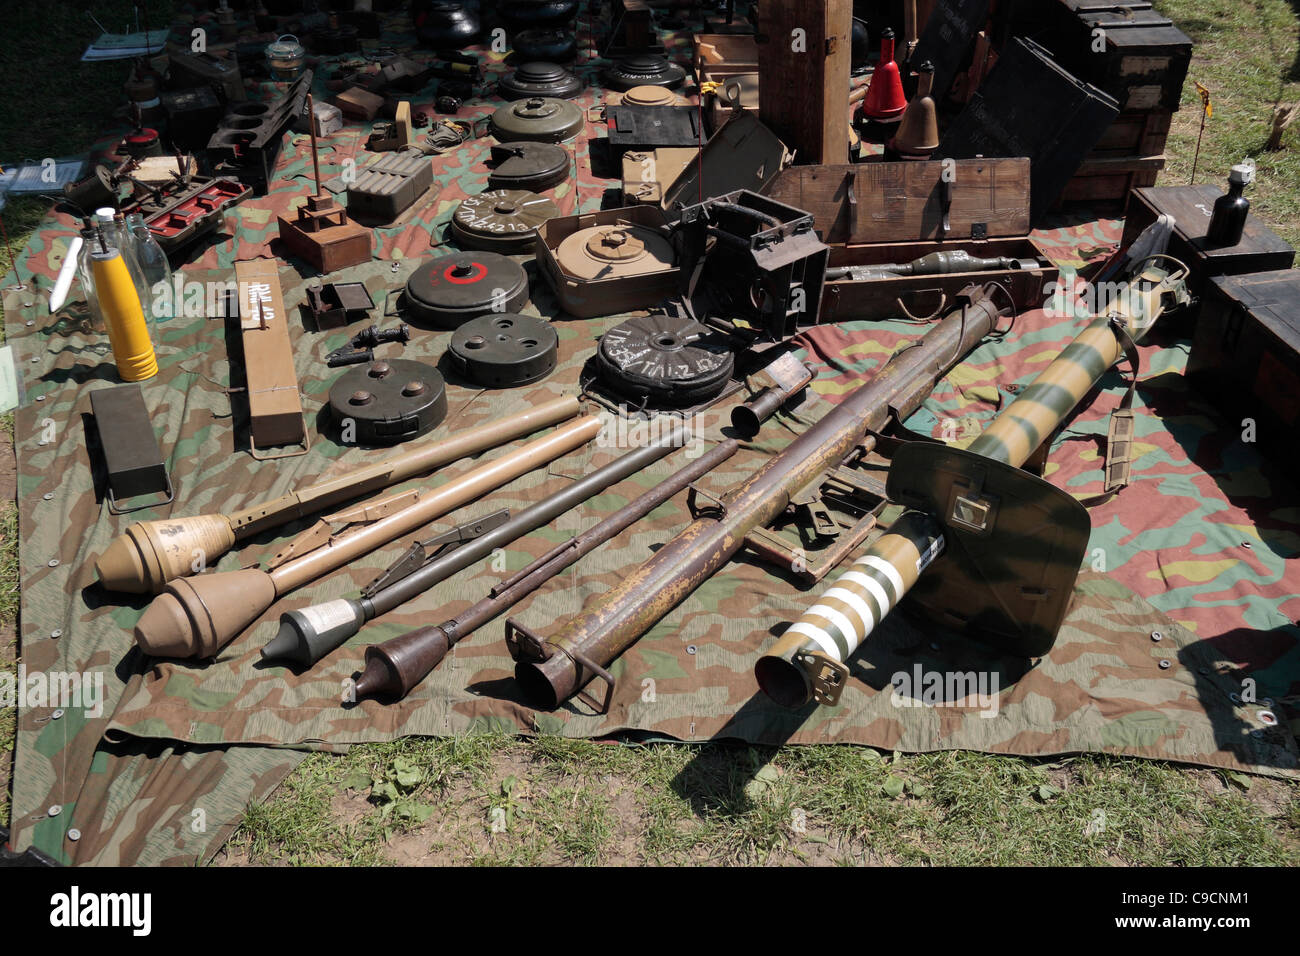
[763,157,1031,245]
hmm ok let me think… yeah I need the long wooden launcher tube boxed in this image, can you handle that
[95,396,583,593]
[510,285,1010,710]
[757,258,1190,707]
[132,415,604,659]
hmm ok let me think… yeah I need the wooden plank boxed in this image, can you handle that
[755,0,851,165]
[765,157,1031,244]
[234,259,306,453]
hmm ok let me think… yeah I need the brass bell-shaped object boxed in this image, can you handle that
[890,60,940,157]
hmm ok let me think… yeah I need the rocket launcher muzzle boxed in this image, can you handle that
[94,396,582,593]
[758,256,1192,708]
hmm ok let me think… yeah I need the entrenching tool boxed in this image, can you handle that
[131,415,604,659]
[507,284,1015,710]
[94,397,584,594]
[263,427,694,669]
[356,439,742,703]
[756,256,1192,708]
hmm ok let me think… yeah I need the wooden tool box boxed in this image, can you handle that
[764,157,1057,323]
[1187,270,1300,458]
[1120,185,1295,298]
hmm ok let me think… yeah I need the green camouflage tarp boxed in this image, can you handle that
[3,6,1297,866]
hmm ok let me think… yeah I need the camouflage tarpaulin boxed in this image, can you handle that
[3,9,1298,866]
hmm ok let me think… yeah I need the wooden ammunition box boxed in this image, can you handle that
[234,259,307,456]
[1187,271,1300,459]
[764,157,1057,323]
[1090,108,1173,158]
[1056,153,1165,213]
[1121,185,1295,298]
[1040,1,1193,114]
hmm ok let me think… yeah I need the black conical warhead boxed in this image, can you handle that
[262,599,367,666]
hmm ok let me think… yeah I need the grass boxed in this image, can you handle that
[221,736,1300,866]
[3,0,1300,863]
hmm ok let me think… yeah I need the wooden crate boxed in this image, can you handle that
[1120,184,1295,297]
[1055,153,1165,211]
[1089,109,1172,158]
[764,157,1058,323]
[1187,270,1300,459]
[1041,1,1193,113]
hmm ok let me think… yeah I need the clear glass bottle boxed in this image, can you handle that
[125,212,173,319]
[74,224,109,335]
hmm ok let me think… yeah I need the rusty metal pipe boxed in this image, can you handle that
[731,362,815,438]
[511,286,1010,709]
[354,439,741,700]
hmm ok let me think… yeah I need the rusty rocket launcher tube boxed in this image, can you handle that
[510,286,1010,710]
[262,426,694,667]
[131,415,604,659]
[353,439,742,701]
[756,258,1192,708]
[94,396,583,594]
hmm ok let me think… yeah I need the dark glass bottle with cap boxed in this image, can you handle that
[1207,164,1253,247]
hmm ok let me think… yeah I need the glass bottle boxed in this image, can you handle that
[1207,164,1253,247]
[125,212,173,320]
[94,208,153,319]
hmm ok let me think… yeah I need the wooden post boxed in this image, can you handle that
[756,0,852,165]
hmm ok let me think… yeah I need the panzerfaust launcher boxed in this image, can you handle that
[757,256,1192,708]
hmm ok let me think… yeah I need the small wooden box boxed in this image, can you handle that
[764,157,1058,323]
[1121,185,1295,298]
[1187,271,1300,457]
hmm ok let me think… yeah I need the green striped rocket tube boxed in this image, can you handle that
[757,308,1147,708]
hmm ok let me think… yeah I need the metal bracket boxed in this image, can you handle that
[794,649,849,706]
[106,473,176,517]
[266,488,423,568]
[360,509,510,597]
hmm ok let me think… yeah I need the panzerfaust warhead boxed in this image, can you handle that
[508,284,1014,711]
[825,251,1042,282]
[94,397,583,594]
[356,439,741,703]
[132,415,604,659]
[264,426,693,668]
[757,256,1192,708]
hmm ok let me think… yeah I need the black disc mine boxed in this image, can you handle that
[601,54,687,92]
[595,312,735,407]
[328,359,448,446]
[486,141,570,192]
[448,313,559,387]
[451,188,560,254]
[499,61,583,100]
[403,251,530,329]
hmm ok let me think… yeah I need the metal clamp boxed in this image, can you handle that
[794,649,849,706]
[361,509,511,597]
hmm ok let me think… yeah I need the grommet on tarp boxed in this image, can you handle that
[1230,692,1241,703]
[47,805,62,817]
[50,629,62,639]
[686,645,697,655]
[52,709,64,720]
[67,829,81,842]
[1158,660,1171,670]
[42,493,53,501]
[1258,710,1278,726]
[1150,630,1162,642]
[47,559,59,568]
